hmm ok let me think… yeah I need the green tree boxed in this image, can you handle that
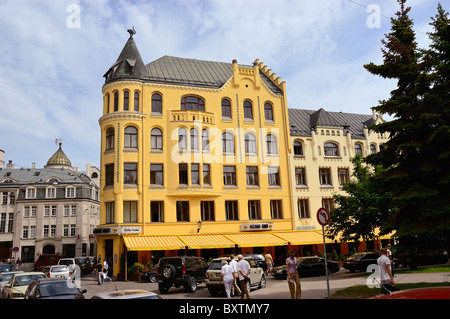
[363,0,450,253]
[326,155,392,244]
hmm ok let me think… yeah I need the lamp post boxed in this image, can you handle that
[197,220,202,233]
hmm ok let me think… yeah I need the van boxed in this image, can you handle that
[34,254,63,271]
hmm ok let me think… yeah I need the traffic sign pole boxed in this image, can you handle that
[317,208,331,298]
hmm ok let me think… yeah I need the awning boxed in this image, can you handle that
[178,234,236,249]
[273,231,332,245]
[123,235,186,251]
[224,232,288,247]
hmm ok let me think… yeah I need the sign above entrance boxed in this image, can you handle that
[240,223,273,232]
[120,226,142,235]
[93,226,142,235]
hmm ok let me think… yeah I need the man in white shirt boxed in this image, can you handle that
[229,254,241,295]
[237,254,251,299]
[377,248,394,294]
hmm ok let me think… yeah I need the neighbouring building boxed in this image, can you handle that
[0,145,100,268]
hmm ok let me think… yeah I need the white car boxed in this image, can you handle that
[205,257,266,296]
[42,265,70,279]
[0,271,24,299]
[91,289,162,299]
[2,272,46,299]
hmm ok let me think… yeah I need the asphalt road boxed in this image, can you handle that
[80,268,450,299]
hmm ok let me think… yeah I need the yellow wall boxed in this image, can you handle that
[97,60,294,271]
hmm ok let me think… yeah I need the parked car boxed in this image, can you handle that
[2,272,46,299]
[343,252,381,273]
[58,258,86,276]
[397,253,448,269]
[205,256,266,296]
[141,270,157,283]
[24,278,86,299]
[0,264,10,273]
[156,256,208,293]
[369,287,450,299]
[273,257,339,279]
[243,254,267,272]
[33,254,63,271]
[91,289,162,299]
[0,271,23,299]
[42,265,70,279]
[74,257,92,275]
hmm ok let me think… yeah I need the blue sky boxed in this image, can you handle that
[0,0,447,170]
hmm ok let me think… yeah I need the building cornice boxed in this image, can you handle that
[98,112,148,126]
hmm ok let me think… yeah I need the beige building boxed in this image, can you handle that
[287,108,388,255]
[0,145,100,268]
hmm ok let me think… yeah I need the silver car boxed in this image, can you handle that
[205,257,266,296]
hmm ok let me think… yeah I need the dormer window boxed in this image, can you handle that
[324,142,339,157]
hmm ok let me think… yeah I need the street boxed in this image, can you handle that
[80,269,450,299]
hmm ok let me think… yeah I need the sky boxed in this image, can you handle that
[0,0,447,170]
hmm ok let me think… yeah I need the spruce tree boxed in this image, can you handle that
[364,0,450,254]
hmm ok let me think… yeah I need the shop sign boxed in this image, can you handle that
[240,223,273,231]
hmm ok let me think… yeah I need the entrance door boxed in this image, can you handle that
[104,240,114,276]
[43,245,55,255]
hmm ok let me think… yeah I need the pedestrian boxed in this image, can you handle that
[103,258,112,282]
[377,248,396,294]
[219,260,234,299]
[286,251,301,299]
[92,261,104,285]
[237,254,251,299]
[229,254,241,296]
[15,258,21,270]
[264,251,274,275]
[386,244,394,277]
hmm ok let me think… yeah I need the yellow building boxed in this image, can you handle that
[96,32,301,276]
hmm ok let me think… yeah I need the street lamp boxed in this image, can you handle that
[197,220,202,233]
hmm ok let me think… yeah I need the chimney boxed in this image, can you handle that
[32,162,36,169]
[0,149,4,169]
[7,160,14,169]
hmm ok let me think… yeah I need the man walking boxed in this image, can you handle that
[286,251,301,299]
[377,248,395,294]
[237,254,251,299]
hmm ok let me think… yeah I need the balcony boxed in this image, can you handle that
[170,110,215,125]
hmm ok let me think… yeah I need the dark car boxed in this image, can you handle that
[141,270,157,283]
[243,254,267,272]
[156,256,208,294]
[273,257,339,279]
[24,278,86,299]
[397,253,448,269]
[343,252,381,273]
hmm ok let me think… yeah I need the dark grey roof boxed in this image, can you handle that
[288,108,377,138]
[104,36,148,83]
[0,168,94,186]
[146,56,283,94]
[146,56,233,88]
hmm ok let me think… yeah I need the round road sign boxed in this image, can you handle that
[317,207,330,226]
[12,247,19,253]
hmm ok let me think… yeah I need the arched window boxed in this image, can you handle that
[264,103,273,121]
[243,101,253,120]
[123,91,129,111]
[124,126,138,148]
[370,144,377,154]
[152,93,162,113]
[178,128,187,151]
[190,128,198,151]
[244,133,257,154]
[114,92,119,112]
[222,132,235,154]
[134,92,139,111]
[293,141,303,156]
[266,134,278,155]
[324,142,339,156]
[106,128,115,151]
[354,143,363,156]
[202,129,209,151]
[151,128,162,151]
[181,96,205,111]
[222,99,231,119]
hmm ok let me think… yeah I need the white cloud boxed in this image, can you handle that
[0,0,447,168]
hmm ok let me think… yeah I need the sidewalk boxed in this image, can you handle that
[79,271,450,299]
